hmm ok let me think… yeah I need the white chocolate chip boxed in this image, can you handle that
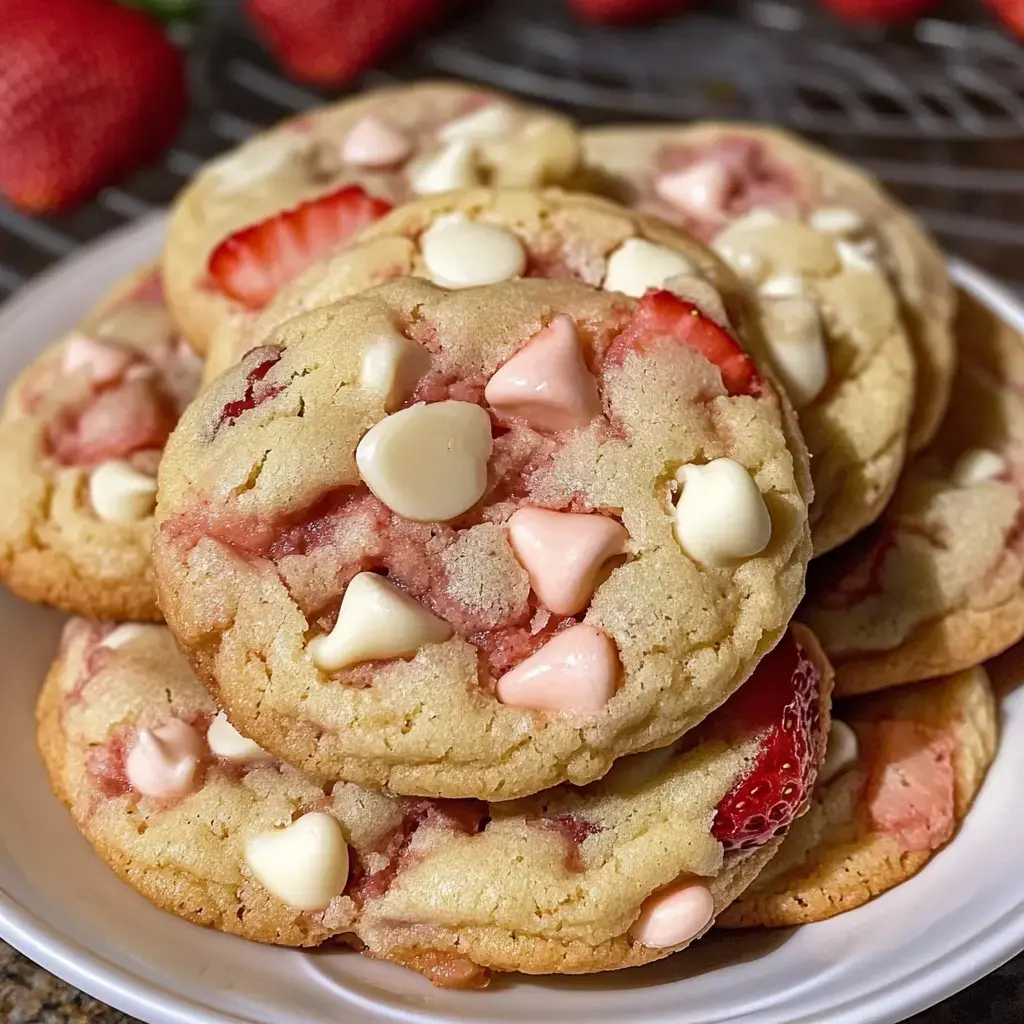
[759,273,806,299]
[360,331,431,411]
[207,711,274,763]
[836,238,879,273]
[602,238,695,298]
[672,458,771,567]
[210,135,297,194]
[664,275,730,328]
[714,208,781,244]
[244,812,349,911]
[809,206,866,236]
[355,400,492,521]
[420,213,526,289]
[102,623,157,650]
[714,244,765,282]
[438,104,516,142]
[951,447,1007,487]
[819,719,859,785]
[409,140,480,195]
[710,211,781,282]
[307,572,453,672]
[88,460,158,524]
[760,296,830,409]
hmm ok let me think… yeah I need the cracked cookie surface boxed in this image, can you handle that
[37,620,829,981]
[154,276,811,799]
[0,266,200,620]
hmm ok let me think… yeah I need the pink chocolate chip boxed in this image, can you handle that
[655,161,733,222]
[507,506,627,616]
[342,114,412,168]
[495,623,620,712]
[484,315,602,433]
[630,877,715,948]
[125,719,207,799]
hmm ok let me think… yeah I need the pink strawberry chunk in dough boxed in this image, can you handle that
[653,136,801,240]
[859,719,956,853]
[48,377,178,468]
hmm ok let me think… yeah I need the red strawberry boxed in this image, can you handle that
[208,185,392,310]
[817,0,937,21]
[244,0,448,87]
[566,0,696,24]
[0,0,186,214]
[703,628,829,851]
[987,0,1024,37]
[606,289,761,397]
[217,346,284,429]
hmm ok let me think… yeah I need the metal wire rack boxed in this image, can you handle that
[1,0,1023,302]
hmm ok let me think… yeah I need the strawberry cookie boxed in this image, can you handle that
[204,187,772,383]
[719,665,996,928]
[154,276,812,799]
[0,266,200,620]
[37,619,829,981]
[804,290,1024,697]
[164,82,580,356]
[582,123,955,456]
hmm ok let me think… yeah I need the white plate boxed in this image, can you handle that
[0,214,1022,1024]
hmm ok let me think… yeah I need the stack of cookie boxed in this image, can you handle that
[1,81,1019,988]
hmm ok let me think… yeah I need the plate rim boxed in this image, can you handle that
[0,215,1022,1024]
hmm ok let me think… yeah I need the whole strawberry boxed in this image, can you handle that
[0,0,186,214]
[987,0,1024,38]
[245,0,448,87]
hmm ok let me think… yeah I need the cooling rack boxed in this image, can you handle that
[0,0,1022,303]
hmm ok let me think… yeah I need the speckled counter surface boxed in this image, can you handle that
[1,943,131,1024]
[2,938,1022,1023]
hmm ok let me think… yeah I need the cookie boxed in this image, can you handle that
[719,665,996,928]
[584,127,929,554]
[803,289,1024,697]
[154,275,812,799]
[204,187,782,385]
[164,82,580,356]
[582,122,955,455]
[38,619,830,982]
[0,266,200,620]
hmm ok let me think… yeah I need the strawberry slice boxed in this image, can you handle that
[605,289,761,397]
[217,345,284,430]
[702,628,828,851]
[208,184,392,310]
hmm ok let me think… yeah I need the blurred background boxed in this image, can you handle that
[1,0,1024,300]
